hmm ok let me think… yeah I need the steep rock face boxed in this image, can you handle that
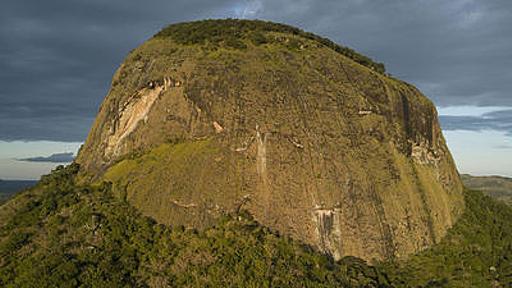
[76,20,464,262]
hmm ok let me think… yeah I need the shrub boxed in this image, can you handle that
[154,19,386,73]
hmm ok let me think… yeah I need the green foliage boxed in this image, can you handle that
[1,164,512,287]
[224,36,248,50]
[0,232,32,256]
[154,19,386,74]
[249,31,268,45]
[0,165,388,287]
[379,189,512,287]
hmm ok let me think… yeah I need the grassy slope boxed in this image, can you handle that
[461,174,512,205]
[102,140,236,229]
[1,164,512,287]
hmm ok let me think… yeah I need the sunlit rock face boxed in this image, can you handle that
[76,20,464,262]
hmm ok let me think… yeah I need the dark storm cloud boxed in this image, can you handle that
[0,0,237,142]
[440,109,512,136]
[19,152,75,163]
[0,0,511,142]
[250,0,512,107]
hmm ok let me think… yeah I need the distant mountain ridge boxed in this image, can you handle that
[0,179,37,202]
[462,174,512,205]
[18,152,75,163]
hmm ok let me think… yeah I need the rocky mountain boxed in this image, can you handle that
[76,19,464,262]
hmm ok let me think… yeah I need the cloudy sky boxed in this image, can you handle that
[0,0,511,179]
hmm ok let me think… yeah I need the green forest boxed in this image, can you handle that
[154,19,386,74]
[0,164,511,287]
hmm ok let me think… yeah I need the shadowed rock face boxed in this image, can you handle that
[76,20,464,262]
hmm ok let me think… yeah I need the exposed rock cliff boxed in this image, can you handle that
[76,19,464,262]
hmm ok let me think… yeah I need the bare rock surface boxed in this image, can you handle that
[76,20,464,262]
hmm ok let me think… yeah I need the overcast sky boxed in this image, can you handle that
[0,0,511,179]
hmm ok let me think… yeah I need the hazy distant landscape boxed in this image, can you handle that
[462,174,512,205]
[0,180,37,203]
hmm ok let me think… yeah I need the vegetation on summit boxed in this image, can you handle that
[154,19,386,74]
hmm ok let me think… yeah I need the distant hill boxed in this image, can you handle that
[462,174,512,205]
[0,180,37,202]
